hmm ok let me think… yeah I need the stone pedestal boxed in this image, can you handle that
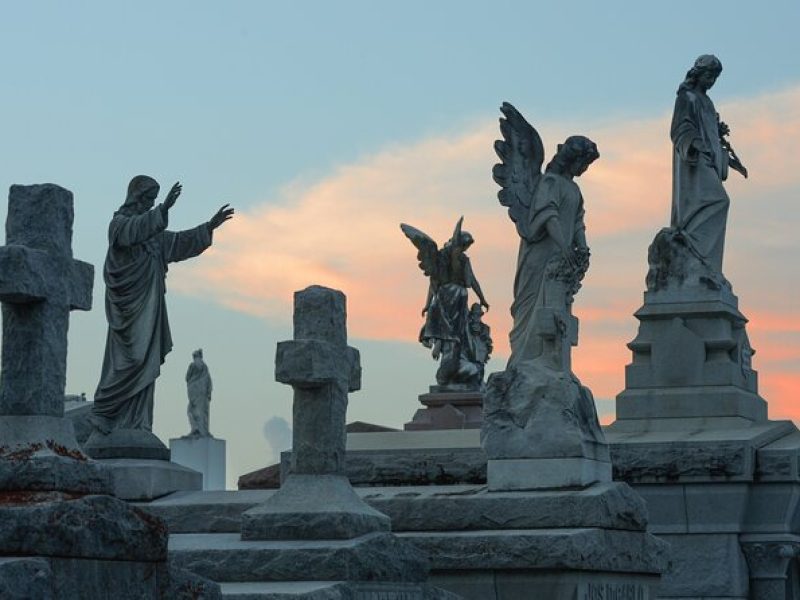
[85,429,203,501]
[170,436,226,490]
[482,360,611,491]
[405,388,483,431]
[607,228,800,599]
[0,184,219,599]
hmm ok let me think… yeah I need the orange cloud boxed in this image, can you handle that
[171,86,800,418]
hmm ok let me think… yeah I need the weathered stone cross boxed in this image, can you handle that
[0,184,93,417]
[241,285,390,541]
[275,285,361,475]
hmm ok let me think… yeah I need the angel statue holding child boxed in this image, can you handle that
[401,218,491,390]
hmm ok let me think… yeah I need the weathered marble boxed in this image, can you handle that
[242,286,388,541]
[185,349,213,438]
[170,435,226,490]
[170,532,429,583]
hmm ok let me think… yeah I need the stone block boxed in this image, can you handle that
[218,581,460,599]
[0,557,52,600]
[399,528,668,574]
[684,483,748,533]
[655,533,748,598]
[616,386,767,422]
[84,427,171,460]
[241,474,390,540]
[170,436,226,490]
[0,493,167,560]
[482,362,609,463]
[97,458,202,501]
[633,485,687,534]
[169,531,428,584]
[743,483,800,533]
[487,457,611,491]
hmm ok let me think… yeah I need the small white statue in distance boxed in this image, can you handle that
[185,348,213,438]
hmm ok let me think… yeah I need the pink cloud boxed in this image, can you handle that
[172,86,800,417]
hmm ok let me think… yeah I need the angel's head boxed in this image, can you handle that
[680,55,722,93]
[545,136,599,179]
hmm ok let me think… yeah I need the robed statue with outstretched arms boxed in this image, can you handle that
[493,102,599,370]
[91,176,233,437]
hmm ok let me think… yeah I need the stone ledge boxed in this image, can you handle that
[169,532,428,584]
[399,527,668,575]
[97,458,202,501]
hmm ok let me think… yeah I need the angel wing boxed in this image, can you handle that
[492,102,545,237]
[400,223,441,280]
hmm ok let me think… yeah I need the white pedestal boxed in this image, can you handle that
[169,436,226,490]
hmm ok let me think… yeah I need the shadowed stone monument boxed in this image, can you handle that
[85,176,233,500]
[170,286,457,598]
[0,183,220,599]
[170,349,226,490]
[401,219,493,431]
[606,55,800,599]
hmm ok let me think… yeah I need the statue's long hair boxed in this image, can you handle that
[678,54,722,93]
[545,136,599,174]
[117,175,159,216]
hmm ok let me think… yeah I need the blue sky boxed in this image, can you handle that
[1,2,798,487]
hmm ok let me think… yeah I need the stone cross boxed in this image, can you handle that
[0,185,93,417]
[275,285,361,476]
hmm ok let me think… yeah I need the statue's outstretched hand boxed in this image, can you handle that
[208,204,234,230]
[163,182,182,211]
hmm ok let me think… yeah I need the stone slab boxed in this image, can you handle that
[143,482,648,535]
[97,457,202,500]
[241,474,390,540]
[346,430,480,451]
[606,419,795,483]
[653,533,748,598]
[616,387,767,422]
[0,493,167,560]
[170,436,227,490]
[220,581,459,599]
[487,457,611,491]
[84,427,171,460]
[169,532,428,584]
[398,528,667,574]
[432,570,658,600]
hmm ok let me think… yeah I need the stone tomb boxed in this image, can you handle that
[0,184,218,599]
[606,229,800,599]
[168,286,456,598]
[148,286,666,600]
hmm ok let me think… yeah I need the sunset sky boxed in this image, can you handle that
[1,2,798,487]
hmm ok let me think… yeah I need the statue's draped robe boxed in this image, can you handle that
[186,360,212,436]
[92,207,212,433]
[510,173,585,365]
[670,86,729,273]
[419,254,476,349]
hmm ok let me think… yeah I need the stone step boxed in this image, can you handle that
[219,581,457,599]
[146,481,648,534]
[169,532,427,584]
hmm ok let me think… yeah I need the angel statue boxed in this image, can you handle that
[400,218,490,389]
[493,102,599,371]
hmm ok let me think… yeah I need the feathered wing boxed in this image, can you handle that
[400,223,441,279]
[492,102,545,238]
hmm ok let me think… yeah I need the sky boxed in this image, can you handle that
[1,2,798,488]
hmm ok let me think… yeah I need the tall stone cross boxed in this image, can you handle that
[275,285,361,475]
[0,185,93,417]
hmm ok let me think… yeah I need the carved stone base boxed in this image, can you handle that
[487,457,611,491]
[84,428,171,460]
[404,389,483,431]
[241,474,390,541]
